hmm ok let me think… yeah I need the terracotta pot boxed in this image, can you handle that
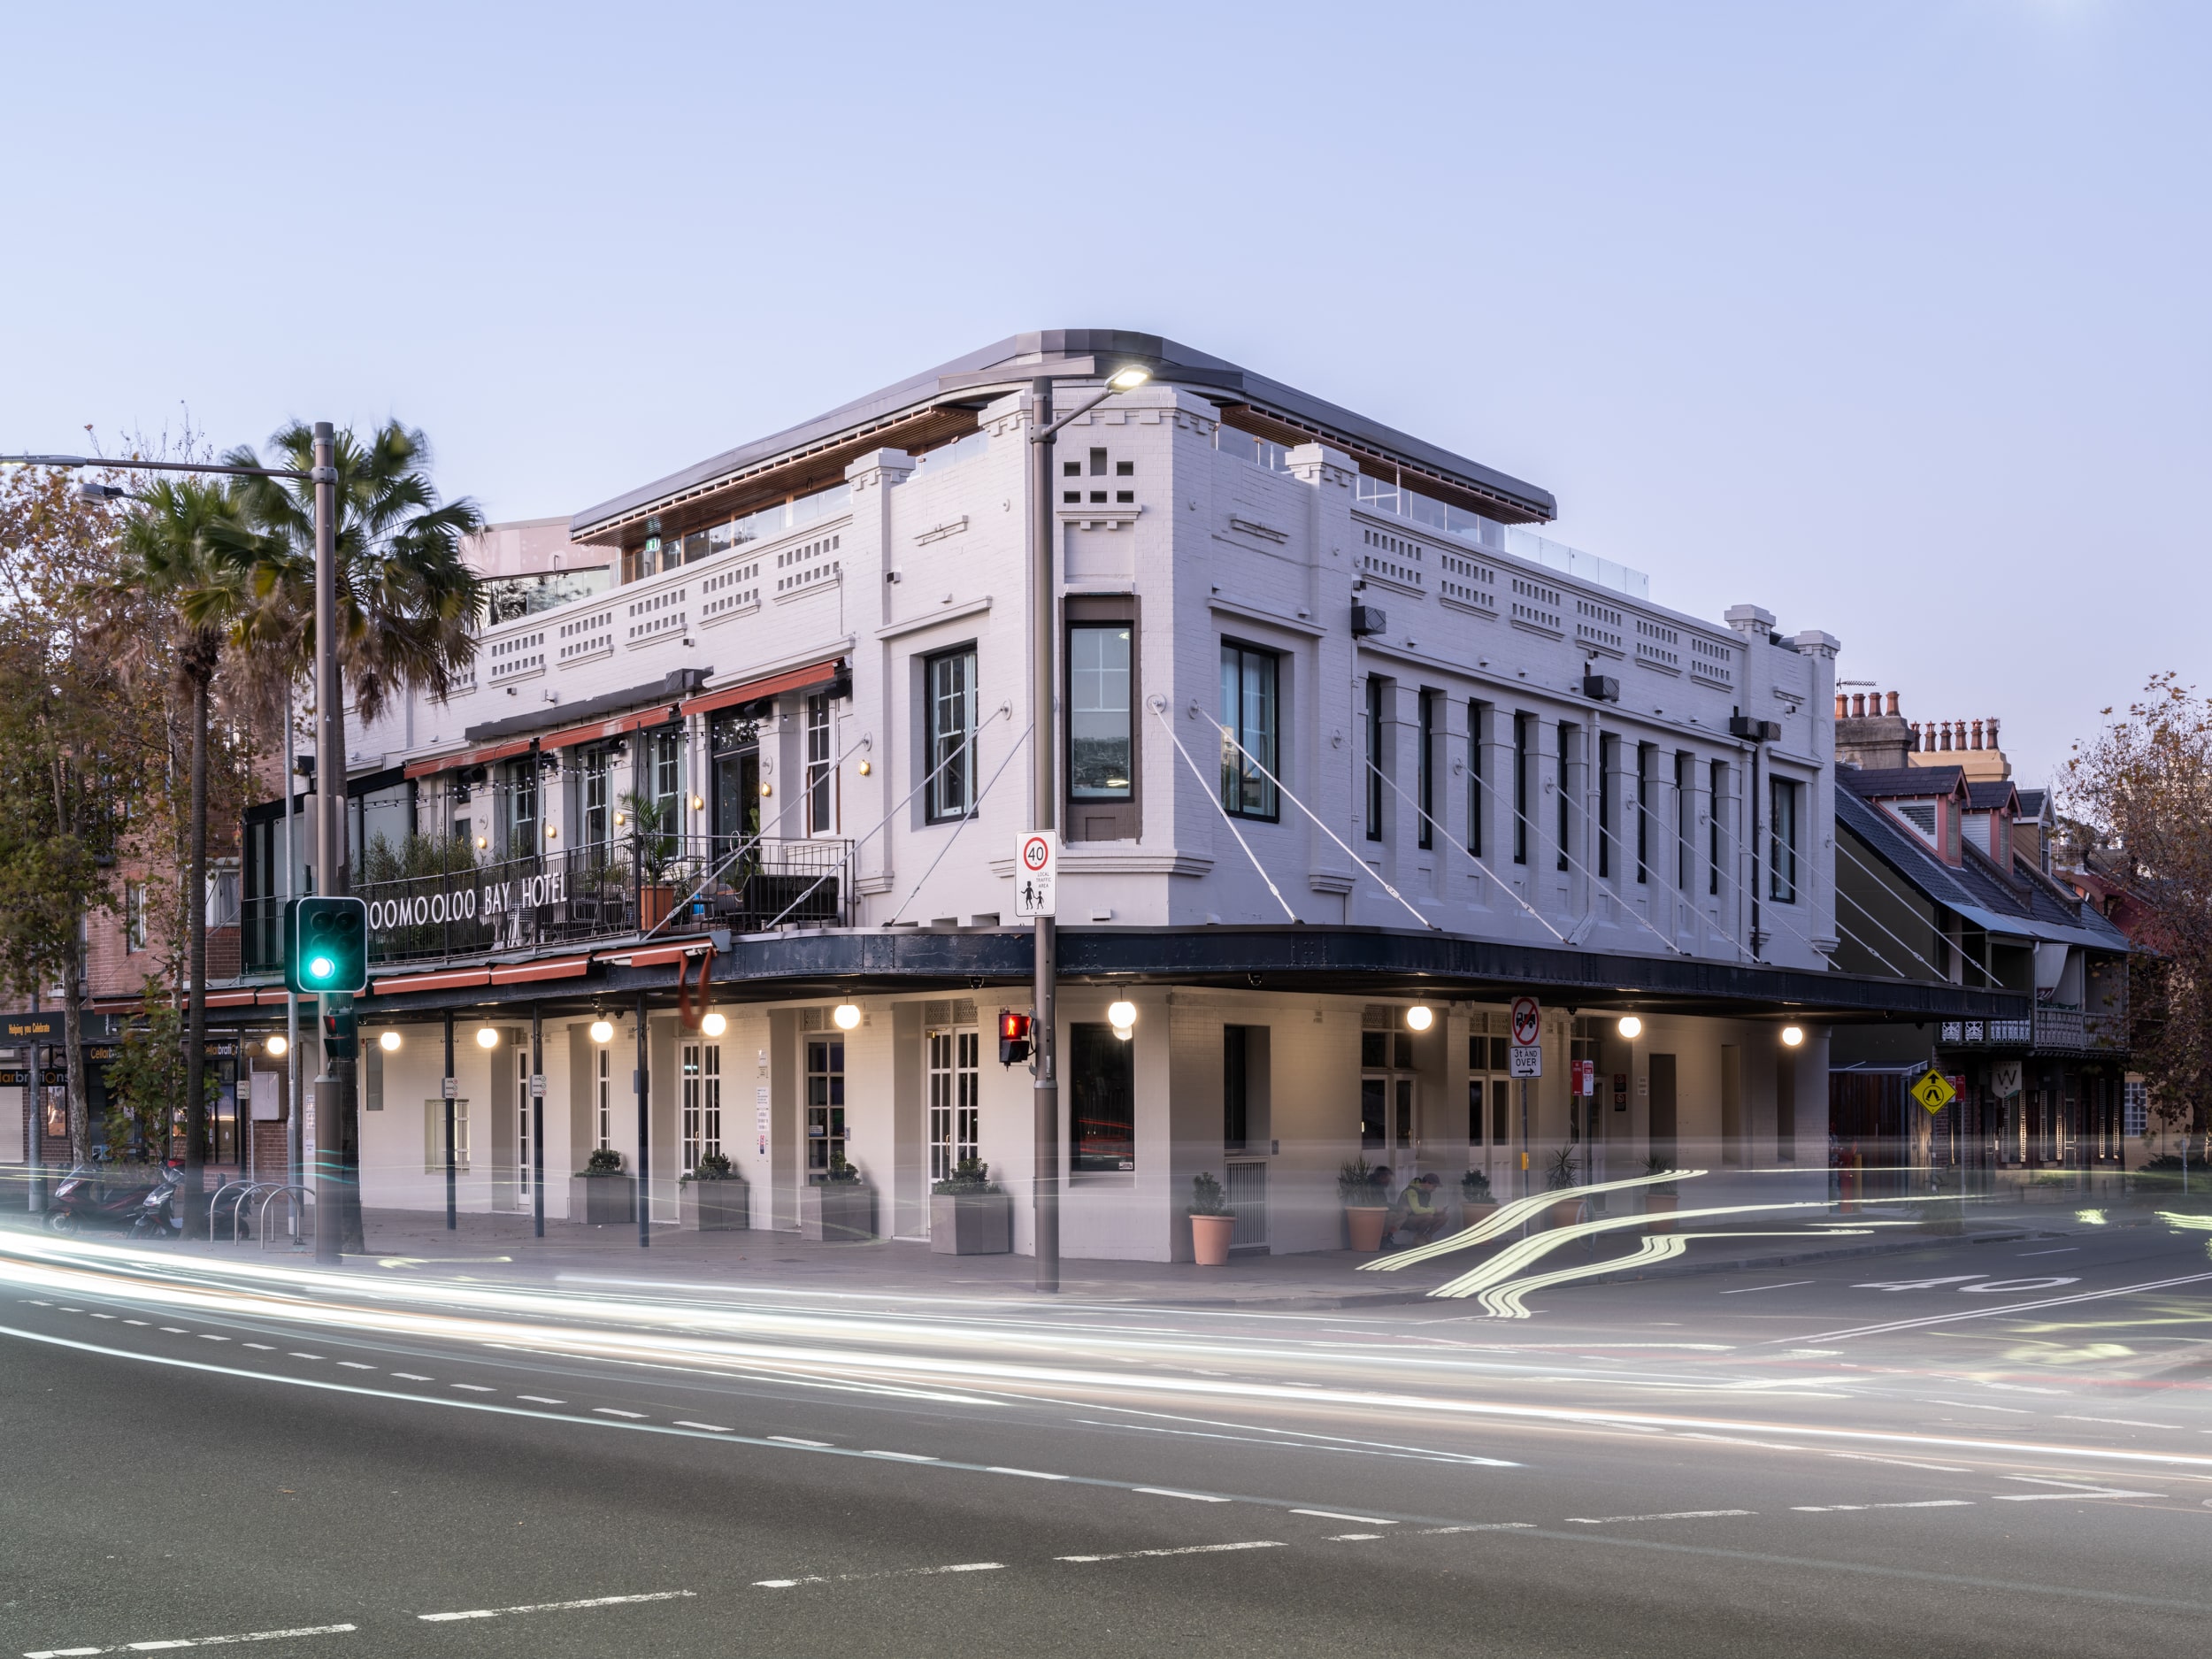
[1190,1212,1235,1266]
[1645,1193,1678,1233]
[1549,1196,1585,1229]
[1344,1205,1389,1252]
[1462,1201,1499,1230]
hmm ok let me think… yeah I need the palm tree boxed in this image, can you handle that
[111,477,255,1228]
[227,420,484,1250]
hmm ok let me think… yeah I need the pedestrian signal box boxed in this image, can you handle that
[998,1010,1033,1067]
[285,896,370,995]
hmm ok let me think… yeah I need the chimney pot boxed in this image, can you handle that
[1851,693,1866,718]
[1938,723,1951,751]
[1987,716,2000,749]
[1836,692,1848,718]
[1886,691,1900,717]
[1971,718,1984,750]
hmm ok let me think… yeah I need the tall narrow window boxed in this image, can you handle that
[1218,642,1279,820]
[1770,776,1801,903]
[581,747,612,856]
[1363,676,1386,841]
[1709,760,1726,897]
[1597,732,1614,879]
[1467,700,1486,859]
[124,881,147,952]
[805,694,833,833]
[595,1047,611,1149]
[927,1025,980,1183]
[1070,1024,1136,1173]
[1224,1025,1250,1150]
[1069,624,1133,800]
[1675,751,1694,891]
[1417,690,1437,849]
[1513,713,1532,865]
[505,760,538,860]
[1636,742,1654,884]
[1559,724,1575,873]
[805,1035,846,1172]
[924,648,978,822]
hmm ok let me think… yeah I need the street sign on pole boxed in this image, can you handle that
[1509,996,1542,1077]
[1911,1069,1957,1114]
[1014,831,1057,918]
[1991,1061,2022,1099]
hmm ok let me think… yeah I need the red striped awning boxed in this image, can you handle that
[367,967,491,996]
[488,956,592,986]
[680,657,844,719]
[403,735,535,780]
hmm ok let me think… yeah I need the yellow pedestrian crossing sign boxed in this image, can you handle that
[1911,1070,1956,1113]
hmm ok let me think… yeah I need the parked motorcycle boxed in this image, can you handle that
[45,1163,181,1238]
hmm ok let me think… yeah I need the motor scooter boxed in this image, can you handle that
[46,1162,180,1236]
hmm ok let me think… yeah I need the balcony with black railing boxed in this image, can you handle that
[241,833,850,976]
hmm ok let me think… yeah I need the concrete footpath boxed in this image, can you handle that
[128,1190,2177,1312]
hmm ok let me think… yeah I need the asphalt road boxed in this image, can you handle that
[2,1221,2208,1658]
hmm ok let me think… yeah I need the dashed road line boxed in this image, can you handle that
[1058,1542,1284,1563]
[860,1450,934,1462]
[335,1362,375,1371]
[2061,1416,2168,1429]
[25,1620,357,1655]
[987,1467,1068,1480]
[1291,1509,1397,1525]
[418,1591,695,1623]
[1135,1487,1231,1502]
[592,1407,646,1419]
[1720,1280,1814,1294]
[287,1353,323,1360]
[674,1421,731,1432]
[767,1435,831,1448]
[1793,1501,1974,1512]
[1328,1532,1386,1541]
[197,1334,229,1342]
[515,1394,565,1405]
[389,1373,433,1382]
[1830,1453,1970,1472]
[449,1384,495,1394]
[242,1343,274,1351]
[1564,1510,1754,1525]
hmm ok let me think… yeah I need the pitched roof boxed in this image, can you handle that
[1966,780,2022,812]
[1839,765,1966,801]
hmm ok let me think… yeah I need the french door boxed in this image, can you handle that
[926,1026,980,1232]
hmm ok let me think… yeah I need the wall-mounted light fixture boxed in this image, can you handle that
[589,1018,614,1044]
[701,1011,727,1038]
[1404,1004,1434,1033]
[265,1034,288,1057]
[1617,1015,1643,1040]
[1781,1025,1804,1048]
[1107,1000,1137,1042]
[832,1003,861,1031]
[475,1025,500,1049]
[380,1030,402,1052]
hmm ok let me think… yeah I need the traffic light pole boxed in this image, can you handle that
[1028,378,1059,1294]
[310,422,346,1267]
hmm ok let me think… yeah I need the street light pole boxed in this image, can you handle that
[310,421,347,1265]
[1028,379,1060,1294]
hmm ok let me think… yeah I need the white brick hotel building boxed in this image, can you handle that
[222,332,2018,1259]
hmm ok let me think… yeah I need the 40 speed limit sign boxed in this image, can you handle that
[1014,831,1057,918]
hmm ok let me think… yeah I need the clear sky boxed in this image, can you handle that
[4,2,2201,789]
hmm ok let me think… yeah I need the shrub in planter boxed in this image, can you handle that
[571,1147,635,1225]
[679,1152,748,1231]
[1339,1156,1392,1252]
[1546,1146,1584,1227]
[1187,1171,1235,1265]
[1642,1154,1678,1233]
[801,1152,875,1241]
[1460,1168,1498,1228]
[930,1157,1010,1256]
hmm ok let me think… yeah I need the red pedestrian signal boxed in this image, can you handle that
[998,1010,1032,1067]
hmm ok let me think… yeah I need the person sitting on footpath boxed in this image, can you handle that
[1387,1171,1448,1248]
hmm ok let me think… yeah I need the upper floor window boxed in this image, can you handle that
[1068,624,1133,801]
[1513,713,1532,865]
[1219,642,1279,822]
[124,881,147,953]
[1770,776,1801,903]
[1417,690,1438,849]
[1363,676,1385,841]
[1467,701,1487,859]
[925,647,977,823]
[805,694,834,833]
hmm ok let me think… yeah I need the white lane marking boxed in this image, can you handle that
[1135,1487,1232,1502]
[1830,1453,1971,1473]
[592,1408,646,1419]
[860,1450,935,1463]
[88,1314,115,1321]
[122,1320,149,1326]
[1924,1400,2032,1415]
[515,1395,565,1405]
[1059,1542,1284,1562]
[767,1435,831,1448]
[1794,1505,1867,1511]
[389,1374,433,1382]
[1291,1509,1398,1525]
[1720,1280,1814,1294]
[160,1327,188,1334]
[2017,1248,2080,1256]
[287,1353,322,1360]
[418,1590,695,1622]
[1994,1477,2161,1502]
[1328,1533,1386,1541]
[242,1343,274,1351]
[25,1621,357,1655]
[27,1301,51,1307]
[987,1467,1069,1480]
[449,1384,495,1394]
[1798,1269,2212,1340]
[674,1422,731,1432]
[335,1362,375,1371]
[1415,1523,1535,1533]
[1680,1433,1810,1450]
[752,1578,826,1588]
[1564,1509,1755,1525]
[1883,1500,1974,1509]
[196,1334,229,1342]
[2061,1416,2168,1429]
[58,1308,81,1314]
[754,1563,1003,1587]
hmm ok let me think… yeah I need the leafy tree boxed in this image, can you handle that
[103,994,215,1162]
[2062,673,2212,1161]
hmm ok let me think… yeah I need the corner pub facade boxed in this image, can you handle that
[219,331,2020,1259]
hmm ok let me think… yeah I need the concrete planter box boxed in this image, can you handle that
[570,1174,635,1226]
[929,1190,1010,1255]
[800,1181,875,1242]
[680,1179,749,1231]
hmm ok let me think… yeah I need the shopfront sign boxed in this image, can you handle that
[2,1017,56,1040]
[366,871,567,934]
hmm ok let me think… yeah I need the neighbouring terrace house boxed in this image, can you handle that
[184,332,2020,1260]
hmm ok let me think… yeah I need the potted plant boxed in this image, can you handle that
[1339,1156,1392,1252]
[929,1157,1011,1256]
[619,789,680,931]
[800,1151,875,1242]
[570,1146,635,1226]
[679,1151,748,1231]
[1187,1171,1235,1265]
[1546,1146,1584,1228]
[1460,1168,1497,1229]
[1643,1154,1678,1233]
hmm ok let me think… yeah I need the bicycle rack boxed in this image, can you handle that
[209,1180,261,1242]
[256,1184,314,1250]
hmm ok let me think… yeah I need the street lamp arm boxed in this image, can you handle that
[2,453,313,481]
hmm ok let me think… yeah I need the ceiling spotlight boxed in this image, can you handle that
[1617,1015,1643,1040]
[833,1002,862,1031]
[1405,1004,1434,1033]
[589,1018,614,1044]
[265,1034,288,1057]
[379,1030,402,1052]
[475,1025,499,1049]
[701,1010,727,1038]
[1781,1025,1804,1048]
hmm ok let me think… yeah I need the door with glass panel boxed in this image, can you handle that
[1468,1019,1513,1189]
[1359,1027,1418,1180]
[681,1041,722,1174]
[925,1025,980,1235]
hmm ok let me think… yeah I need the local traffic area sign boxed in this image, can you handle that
[1014,832,1057,918]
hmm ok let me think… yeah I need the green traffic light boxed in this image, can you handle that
[308,956,335,981]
